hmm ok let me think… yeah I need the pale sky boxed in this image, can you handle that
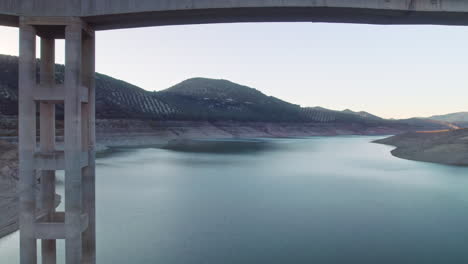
[1,22,467,119]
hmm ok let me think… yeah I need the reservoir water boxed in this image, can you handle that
[1,136,468,263]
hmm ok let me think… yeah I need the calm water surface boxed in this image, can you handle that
[1,136,468,264]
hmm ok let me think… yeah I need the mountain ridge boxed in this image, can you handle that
[428,112,468,128]
[0,54,453,132]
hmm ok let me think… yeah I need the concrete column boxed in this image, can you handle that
[39,37,57,264]
[82,32,96,264]
[18,22,37,264]
[64,23,83,264]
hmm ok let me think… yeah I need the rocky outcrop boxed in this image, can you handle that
[0,140,19,237]
[374,129,468,166]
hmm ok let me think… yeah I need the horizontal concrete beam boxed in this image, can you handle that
[35,212,89,240]
[0,13,18,27]
[2,1,468,28]
[21,16,94,37]
[34,151,89,171]
[33,84,88,103]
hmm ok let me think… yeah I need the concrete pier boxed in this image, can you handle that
[18,21,38,264]
[81,31,96,264]
[39,37,57,264]
[64,22,84,264]
[18,17,96,264]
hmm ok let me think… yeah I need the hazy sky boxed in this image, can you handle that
[1,22,467,119]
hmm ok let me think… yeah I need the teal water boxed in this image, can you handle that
[1,136,468,263]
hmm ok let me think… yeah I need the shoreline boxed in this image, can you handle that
[373,129,468,166]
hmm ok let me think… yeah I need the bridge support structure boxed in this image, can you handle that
[18,17,96,264]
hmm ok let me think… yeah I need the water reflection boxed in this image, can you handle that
[162,139,278,154]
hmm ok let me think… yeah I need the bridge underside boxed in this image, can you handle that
[2,5,468,29]
[0,13,18,27]
[83,7,468,30]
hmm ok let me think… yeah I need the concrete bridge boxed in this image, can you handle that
[2,0,468,29]
[2,1,468,264]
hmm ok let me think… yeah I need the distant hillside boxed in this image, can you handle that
[342,109,383,120]
[429,112,468,128]
[0,55,175,119]
[157,78,303,121]
[302,107,384,123]
[0,54,452,131]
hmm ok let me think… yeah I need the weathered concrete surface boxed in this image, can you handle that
[18,23,38,264]
[3,1,468,28]
[39,37,57,264]
[64,23,84,264]
[81,31,97,264]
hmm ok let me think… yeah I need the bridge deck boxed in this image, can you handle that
[2,1,468,29]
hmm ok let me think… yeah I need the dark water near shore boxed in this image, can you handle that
[2,136,468,264]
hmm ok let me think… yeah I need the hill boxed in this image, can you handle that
[429,112,468,128]
[0,54,452,131]
[0,55,176,119]
[342,109,383,120]
[302,107,385,123]
[157,78,303,121]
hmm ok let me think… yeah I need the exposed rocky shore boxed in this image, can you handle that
[0,140,19,238]
[374,129,468,166]
[1,118,412,151]
[93,119,409,151]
